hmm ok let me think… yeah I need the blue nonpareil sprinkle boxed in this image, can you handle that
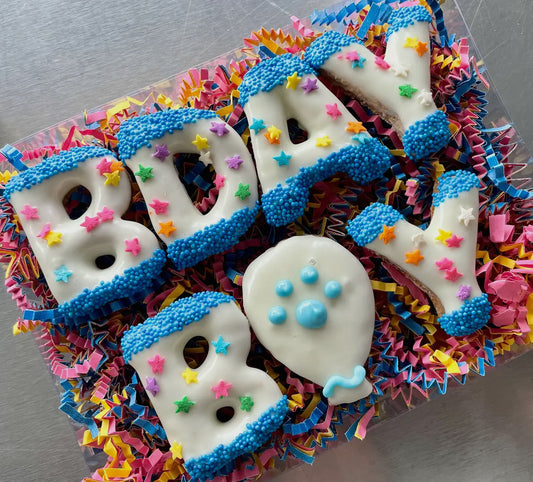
[403,110,451,160]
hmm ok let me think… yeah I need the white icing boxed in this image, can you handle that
[242,74,375,192]
[9,154,161,304]
[127,300,283,461]
[122,115,258,241]
[242,235,375,405]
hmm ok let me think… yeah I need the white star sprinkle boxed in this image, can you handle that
[417,89,434,107]
[199,150,212,165]
[458,206,475,226]
[390,64,409,78]
[411,232,426,248]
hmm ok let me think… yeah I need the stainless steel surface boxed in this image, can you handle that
[0,1,531,481]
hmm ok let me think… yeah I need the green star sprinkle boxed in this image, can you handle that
[235,183,251,200]
[174,396,195,413]
[239,395,254,412]
[398,84,418,98]
[135,164,154,182]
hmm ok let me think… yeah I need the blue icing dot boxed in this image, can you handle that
[300,266,318,284]
[296,299,327,329]
[275,280,293,297]
[324,280,342,299]
[269,306,287,325]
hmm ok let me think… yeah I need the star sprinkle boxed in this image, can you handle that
[399,84,418,98]
[264,132,280,144]
[273,151,291,166]
[110,160,124,172]
[458,207,475,226]
[37,223,51,239]
[239,396,254,412]
[214,174,226,189]
[435,229,453,244]
[351,133,369,144]
[135,164,154,182]
[125,238,141,256]
[145,377,160,396]
[415,41,428,57]
[158,221,176,237]
[212,335,230,355]
[96,158,113,175]
[104,170,120,186]
[456,284,472,301]
[192,134,209,150]
[286,71,301,89]
[20,204,39,220]
[235,183,251,201]
[390,64,409,77]
[445,234,464,248]
[417,89,433,107]
[352,56,366,68]
[149,199,169,215]
[301,77,318,93]
[411,232,425,248]
[148,354,165,374]
[316,135,331,147]
[170,442,183,460]
[174,396,195,413]
[152,143,170,161]
[267,125,281,141]
[325,103,342,119]
[225,155,244,170]
[44,231,62,246]
[54,265,72,283]
[182,367,198,385]
[403,36,418,48]
[209,121,229,136]
[212,380,232,399]
[249,118,266,134]
[435,257,454,270]
[346,121,366,134]
[405,249,424,265]
[97,207,114,222]
[445,267,463,282]
[80,215,100,232]
[344,50,360,61]
[374,56,390,69]
[199,150,212,165]
[379,225,396,244]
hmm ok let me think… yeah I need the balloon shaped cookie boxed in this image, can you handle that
[243,235,375,405]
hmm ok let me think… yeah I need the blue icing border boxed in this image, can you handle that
[166,203,260,269]
[238,54,316,106]
[121,291,233,362]
[347,203,404,247]
[185,396,289,481]
[433,170,480,207]
[262,139,391,226]
[437,294,492,336]
[57,249,167,324]
[4,146,115,200]
[304,30,360,69]
[386,5,432,41]
[117,108,218,160]
[403,110,450,160]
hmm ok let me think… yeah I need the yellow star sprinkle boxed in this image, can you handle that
[104,170,120,186]
[435,229,452,244]
[286,71,301,89]
[267,125,281,141]
[315,135,331,147]
[170,441,183,460]
[192,134,209,151]
[403,36,419,48]
[181,367,198,384]
[158,220,177,237]
[44,231,62,246]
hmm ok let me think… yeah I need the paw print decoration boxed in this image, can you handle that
[243,235,375,405]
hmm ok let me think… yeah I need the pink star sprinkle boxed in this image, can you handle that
[125,238,141,256]
[211,380,232,399]
[145,377,160,396]
[225,155,243,170]
[374,56,390,69]
[325,103,342,119]
[209,121,229,136]
[148,354,165,374]
[444,267,463,282]
[20,204,39,220]
[80,216,100,232]
[37,223,51,238]
[214,174,226,189]
[445,234,464,248]
[97,206,114,222]
[456,284,472,301]
[149,199,169,215]
[96,158,113,175]
[345,50,360,61]
[435,257,454,270]
[152,144,170,161]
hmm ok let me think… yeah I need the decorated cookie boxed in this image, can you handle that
[121,292,287,481]
[117,108,259,269]
[242,235,375,405]
[4,146,166,324]
[347,170,491,336]
[304,5,450,160]
[237,54,391,226]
